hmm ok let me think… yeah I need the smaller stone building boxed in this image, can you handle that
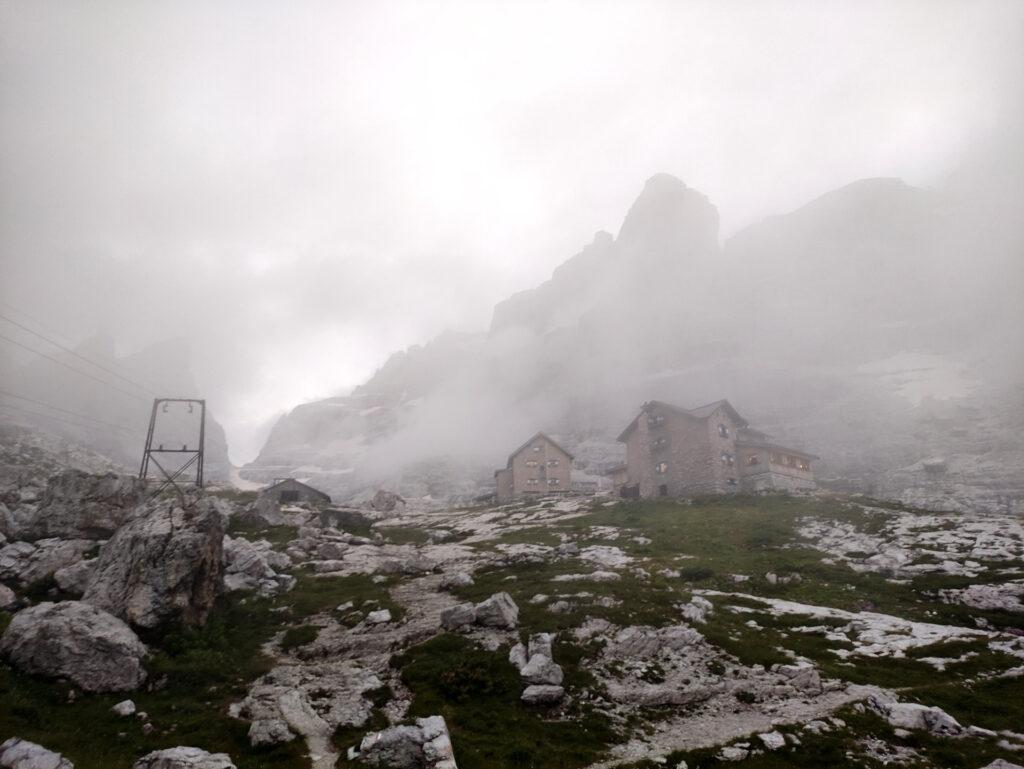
[495,432,573,502]
[259,478,331,506]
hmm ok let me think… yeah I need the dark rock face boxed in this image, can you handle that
[83,496,224,628]
[10,470,146,541]
[0,601,147,692]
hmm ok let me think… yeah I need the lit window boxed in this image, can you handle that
[718,424,729,438]
[720,452,734,466]
[655,461,669,475]
[746,454,759,466]
[797,459,810,471]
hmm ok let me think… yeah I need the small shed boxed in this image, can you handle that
[260,478,331,506]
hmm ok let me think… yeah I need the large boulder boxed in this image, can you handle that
[0,737,74,769]
[369,490,406,513]
[473,592,518,629]
[0,601,147,692]
[9,470,146,541]
[84,496,224,628]
[867,694,962,735]
[222,536,293,596]
[236,494,285,528]
[0,583,16,610]
[132,747,235,769]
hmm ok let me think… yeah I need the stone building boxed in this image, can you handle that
[495,432,573,502]
[259,477,331,506]
[615,399,816,498]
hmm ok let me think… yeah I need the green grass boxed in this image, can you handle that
[225,519,298,549]
[381,634,618,769]
[279,624,319,652]
[0,572,402,768]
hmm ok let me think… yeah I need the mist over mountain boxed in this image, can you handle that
[244,164,1024,512]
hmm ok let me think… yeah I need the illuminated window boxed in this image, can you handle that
[655,461,669,475]
[797,458,810,471]
[720,452,734,466]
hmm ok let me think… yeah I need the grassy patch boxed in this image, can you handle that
[279,624,319,652]
[386,634,617,769]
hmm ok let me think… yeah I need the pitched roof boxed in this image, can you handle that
[506,432,573,467]
[616,399,748,442]
[261,477,332,500]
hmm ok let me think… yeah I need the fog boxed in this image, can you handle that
[1,0,1022,496]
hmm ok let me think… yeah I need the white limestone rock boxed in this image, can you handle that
[440,603,476,631]
[0,737,74,769]
[757,731,786,750]
[132,747,236,769]
[520,654,563,686]
[53,559,95,595]
[0,601,147,692]
[439,572,473,590]
[112,699,136,717]
[0,583,16,611]
[521,685,565,705]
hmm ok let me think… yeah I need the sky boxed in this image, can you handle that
[1,0,1022,463]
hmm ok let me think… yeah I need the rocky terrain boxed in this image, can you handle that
[242,173,1024,515]
[2,463,1024,769]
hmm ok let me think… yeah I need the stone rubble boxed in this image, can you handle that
[356,715,457,769]
[132,747,236,769]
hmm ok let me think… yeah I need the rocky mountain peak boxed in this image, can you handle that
[616,173,720,258]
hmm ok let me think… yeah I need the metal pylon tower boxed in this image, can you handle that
[139,398,206,495]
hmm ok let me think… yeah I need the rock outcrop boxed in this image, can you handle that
[0,738,74,769]
[439,592,518,631]
[0,538,93,586]
[84,496,224,628]
[356,715,457,769]
[223,536,294,596]
[8,470,146,541]
[0,601,147,692]
[132,747,236,769]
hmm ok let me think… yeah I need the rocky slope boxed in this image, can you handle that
[245,173,1024,511]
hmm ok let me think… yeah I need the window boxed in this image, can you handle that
[769,452,781,464]
[658,484,668,497]
[525,460,539,467]
[655,461,669,475]
[653,436,669,450]
[720,452,734,466]
[526,478,540,486]
[783,455,794,467]
[647,414,665,427]
[727,478,738,487]
[532,445,542,452]
[718,424,730,438]
[279,489,300,503]
[797,458,810,471]
[746,454,759,466]
[547,478,560,486]
[546,459,559,467]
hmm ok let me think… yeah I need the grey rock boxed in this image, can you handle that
[84,496,224,628]
[316,541,348,560]
[357,716,455,769]
[0,601,146,692]
[0,538,93,585]
[508,643,528,671]
[0,583,16,610]
[53,559,95,595]
[236,494,285,527]
[521,685,565,705]
[439,572,473,590]
[774,663,823,694]
[132,747,236,769]
[247,719,295,747]
[981,761,1024,769]
[369,490,406,513]
[474,592,518,628]
[0,737,74,769]
[520,654,563,686]
[366,609,392,625]
[440,603,476,631]
[320,507,372,530]
[112,699,136,717]
[9,470,146,542]
[757,731,786,750]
